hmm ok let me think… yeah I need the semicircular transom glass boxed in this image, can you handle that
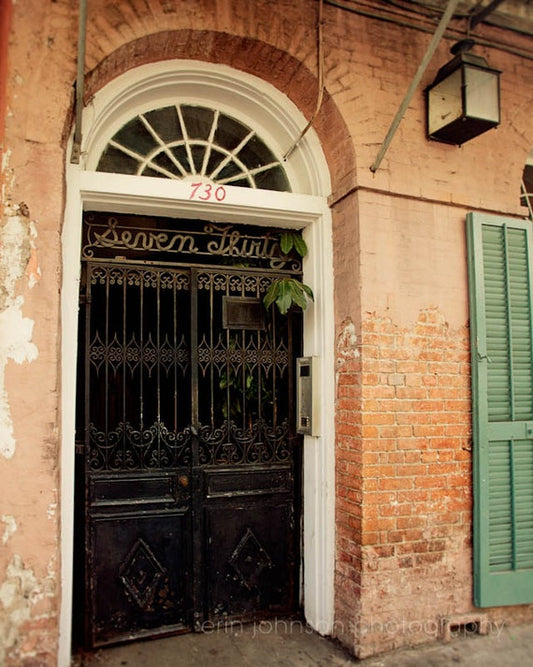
[96,104,291,192]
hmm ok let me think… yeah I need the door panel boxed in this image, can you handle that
[90,507,191,644]
[205,476,295,620]
[75,213,302,647]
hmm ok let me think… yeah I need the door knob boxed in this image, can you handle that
[177,475,189,488]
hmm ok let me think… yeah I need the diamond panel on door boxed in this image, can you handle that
[204,465,297,620]
[91,508,191,645]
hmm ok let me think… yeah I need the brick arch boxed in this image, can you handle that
[84,29,356,196]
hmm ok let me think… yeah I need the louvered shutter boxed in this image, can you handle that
[467,212,533,606]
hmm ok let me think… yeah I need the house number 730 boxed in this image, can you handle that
[189,183,227,201]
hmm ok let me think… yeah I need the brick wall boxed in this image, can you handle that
[335,305,471,654]
[356,308,471,657]
[332,187,533,656]
[335,314,364,649]
[334,302,532,658]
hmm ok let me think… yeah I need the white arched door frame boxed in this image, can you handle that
[60,60,335,666]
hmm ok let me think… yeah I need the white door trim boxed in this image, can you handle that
[59,61,335,666]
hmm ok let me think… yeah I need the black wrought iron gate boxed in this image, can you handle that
[74,213,302,648]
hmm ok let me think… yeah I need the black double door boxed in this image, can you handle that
[74,213,302,648]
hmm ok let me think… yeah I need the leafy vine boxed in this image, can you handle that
[263,231,314,315]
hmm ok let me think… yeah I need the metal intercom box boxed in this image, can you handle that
[296,356,319,436]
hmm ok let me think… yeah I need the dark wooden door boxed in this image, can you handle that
[74,213,302,648]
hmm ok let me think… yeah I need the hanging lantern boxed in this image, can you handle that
[426,39,501,145]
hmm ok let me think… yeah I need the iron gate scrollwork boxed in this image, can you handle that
[74,212,302,648]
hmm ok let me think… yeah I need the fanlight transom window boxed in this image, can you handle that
[97,104,291,192]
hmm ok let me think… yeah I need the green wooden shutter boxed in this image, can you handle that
[467,212,533,607]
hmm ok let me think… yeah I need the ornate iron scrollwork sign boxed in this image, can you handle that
[82,213,302,271]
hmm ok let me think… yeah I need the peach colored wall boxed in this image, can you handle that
[1,1,77,663]
[358,194,470,328]
[0,0,12,156]
[329,13,532,651]
[1,0,532,664]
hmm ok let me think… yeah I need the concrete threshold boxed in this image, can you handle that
[73,618,533,666]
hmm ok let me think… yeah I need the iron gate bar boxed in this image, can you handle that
[190,267,204,630]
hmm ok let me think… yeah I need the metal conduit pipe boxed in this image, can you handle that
[71,0,88,164]
[283,0,324,161]
[370,0,461,173]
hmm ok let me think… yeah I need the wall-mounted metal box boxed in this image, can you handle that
[296,357,320,436]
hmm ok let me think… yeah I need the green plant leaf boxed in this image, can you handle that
[277,280,292,314]
[264,277,314,314]
[291,280,315,310]
[263,282,279,309]
[280,232,294,255]
[293,234,308,258]
[301,282,314,300]
[287,279,308,309]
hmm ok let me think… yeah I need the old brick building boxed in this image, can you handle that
[1,0,532,665]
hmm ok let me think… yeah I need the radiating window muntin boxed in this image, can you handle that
[522,162,533,214]
[97,104,291,192]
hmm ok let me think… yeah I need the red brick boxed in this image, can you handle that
[414,552,444,565]
[395,464,427,476]
[414,475,447,489]
[397,489,429,503]
[397,437,426,450]
[365,464,396,478]
[380,502,412,517]
[378,477,413,491]
[427,462,457,475]
[387,451,405,463]
[396,516,426,530]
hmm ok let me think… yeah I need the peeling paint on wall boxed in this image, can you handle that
[0,554,56,665]
[1,202,34,306]
[336,319,359,363]
[0,201,40,459]
[47,491,58,520]
[0,149,11,206]
[336,318,360,395]
[1,515,17,545]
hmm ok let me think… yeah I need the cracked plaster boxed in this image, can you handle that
[0,554,56,665]
[0,201,40,459]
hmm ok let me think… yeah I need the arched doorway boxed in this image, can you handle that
[60,60,335,661]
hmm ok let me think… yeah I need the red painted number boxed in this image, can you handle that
[189,183,227,202]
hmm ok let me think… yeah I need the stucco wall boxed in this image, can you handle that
[1,0,532,664]
[1,0,77,662]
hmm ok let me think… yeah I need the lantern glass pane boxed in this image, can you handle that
[428,68,463,134]
[464,66,500,122]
